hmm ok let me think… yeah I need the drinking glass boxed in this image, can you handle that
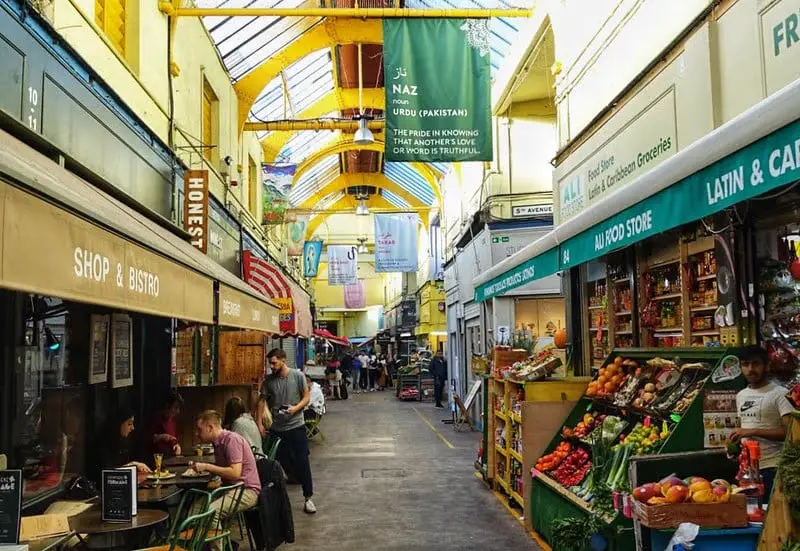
[154,453,163,475]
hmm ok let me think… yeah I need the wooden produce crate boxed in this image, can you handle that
[492,348,529,369]
[632,494,747,529]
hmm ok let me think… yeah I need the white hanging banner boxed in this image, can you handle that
[373,213,419,273]
[327,245,358,286]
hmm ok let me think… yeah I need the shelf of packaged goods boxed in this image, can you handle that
[692,330,720,336]
[649,258,680,269]
[651,292,682,301]
[588,304,605,310]
[510,449,523,463]
[496,444,508,457]
[615,311,632,316]
[510,490,524,506]
[652,327,683,332]
[589,327,608,331]
[616,330,633,335]
[613,278,630,285]
[695,273,717,281]
[532,471,616,524]
[495,410,507,421]
[691,305,717,313]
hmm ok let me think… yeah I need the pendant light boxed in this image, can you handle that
[355,198,369,216]
[353,43,374,146]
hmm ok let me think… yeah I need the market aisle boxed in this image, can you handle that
[278,391,539,551]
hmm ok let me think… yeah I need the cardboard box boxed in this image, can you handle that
[631,493,748,529]
[492,348,529,369]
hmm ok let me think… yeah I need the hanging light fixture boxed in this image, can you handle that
[353,118,374,145]
[353,42,375,146]
[355,198,369,216]
[357,238,368,254]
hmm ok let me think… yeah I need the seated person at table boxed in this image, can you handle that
[145,390,183,457]
[223,396,264,456]
[192,410,260,544]
[97,409,152,477]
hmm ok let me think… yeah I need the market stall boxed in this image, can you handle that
[526,348,743,550]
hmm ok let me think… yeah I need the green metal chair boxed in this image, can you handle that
[135,508,215,551]
[265,435,282,460]
[165,489,212,544]
[204,482,251,551]
[305,410,325,441]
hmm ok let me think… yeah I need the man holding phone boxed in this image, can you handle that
[262,348,316,514]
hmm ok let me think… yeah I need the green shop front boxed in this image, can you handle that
[471,80,800,549]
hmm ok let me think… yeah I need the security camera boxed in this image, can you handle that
[223,155,233,166]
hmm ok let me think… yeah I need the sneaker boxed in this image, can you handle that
[435,404,445,409]
[304,499,317,514]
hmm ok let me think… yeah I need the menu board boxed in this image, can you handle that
[0,470,22,543]
[89,315,110,385]
[111,314,132,389]
[101,468,136,522]
[703,389,740,448]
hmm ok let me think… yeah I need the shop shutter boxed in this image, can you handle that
[282,338,297,369]
[95,0,126,57]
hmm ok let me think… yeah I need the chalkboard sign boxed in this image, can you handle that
[111,314,132,389]
[101,468,136,522]
[89,315,110,385]
[0,470,22,543]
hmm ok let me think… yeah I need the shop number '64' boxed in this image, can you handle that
[73,247,160,298]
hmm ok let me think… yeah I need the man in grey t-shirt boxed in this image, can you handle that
[262,348,316,514]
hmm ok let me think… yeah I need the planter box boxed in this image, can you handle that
[632,494,748,529]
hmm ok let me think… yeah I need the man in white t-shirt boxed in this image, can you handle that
[731,345,794,497]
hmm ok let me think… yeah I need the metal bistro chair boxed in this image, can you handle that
[202,481,256,551]
[305,409,325,441]
[264,434,282,461]
[135,508,215,551]
[166,489,212,544]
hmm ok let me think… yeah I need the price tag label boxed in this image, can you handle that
[531,468,541,479]
[643,416,652,427]
[670,413,682,423]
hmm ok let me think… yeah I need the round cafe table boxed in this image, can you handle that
[70,507,169,549]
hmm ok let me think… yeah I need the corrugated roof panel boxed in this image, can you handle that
[405,0,526,71]
[199,0,323,82]
[384,162,435,205]
[278,130,339,164]
[382,190,411,209]
[289,154,340,205]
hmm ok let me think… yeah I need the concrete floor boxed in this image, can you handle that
[276,390,540,551]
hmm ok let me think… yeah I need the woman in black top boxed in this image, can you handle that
[99,409,151,475]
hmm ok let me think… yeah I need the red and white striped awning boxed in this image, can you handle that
[242,251,312,337]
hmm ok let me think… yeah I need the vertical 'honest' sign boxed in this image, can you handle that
[184,170,209,253]
[383,18,492,162]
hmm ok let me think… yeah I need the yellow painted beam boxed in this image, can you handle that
[298,173,424,209]
[163,5,532,18]
[294,140,384,185]
[256,87,384,161]
[246,118,384,132]
[305,194,427,239]
[258,89,383,160]
[235,19,382,132]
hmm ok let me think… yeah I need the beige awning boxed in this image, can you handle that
[0,129,276,323]
[218,284,280,333]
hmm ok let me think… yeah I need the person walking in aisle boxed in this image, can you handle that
[326,355,341,399]
[263,348,317,514]
[358,351,370,391]
[431,352,447,409]
[367,352,379,391]
[351,352,362,394]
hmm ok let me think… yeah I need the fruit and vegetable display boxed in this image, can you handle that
[549,448,591,488]
[619,421,671,455]
[633,475,733,505]
[535,441,572,472]
[561,413,600,439]
[586,355,710,417]
[499,347,563,382]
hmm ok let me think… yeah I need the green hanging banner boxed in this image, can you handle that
[382,19,492,162]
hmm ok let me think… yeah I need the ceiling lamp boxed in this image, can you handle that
[355,198,369,216]
[353,42,374,146]
[357,238,368,254]
[353,117,374,145]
